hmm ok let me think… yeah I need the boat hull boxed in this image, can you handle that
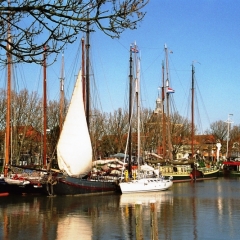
[50,175,118,195]
[221,161,240,177]
[0,178,9,194]
[161,167,219,183]
[0,181,48,195]
[119,178,173,194]
[0,166,51,195]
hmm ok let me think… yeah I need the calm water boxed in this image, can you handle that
[0,178,239,240]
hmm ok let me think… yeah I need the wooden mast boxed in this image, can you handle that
[85,15,90,128]
[165,44,173,161]
[81,38,86,110]
[4,14,11,177]
[191,63,195,158]
[59,54,64,133]
[128,46,133,174]
[135,44,140,169]
[43,46,47,167]
[161,60,166,158]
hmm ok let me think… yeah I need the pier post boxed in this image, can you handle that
[150,200,158,240]
[135,201,143,240]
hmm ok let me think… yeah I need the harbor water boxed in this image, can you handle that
[0,177,239,240]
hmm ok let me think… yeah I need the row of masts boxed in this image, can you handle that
[162,45,196,160]
[4,46,48,177]
[3,26,91,176]
[3,39,193,177]
[126,43,196,165]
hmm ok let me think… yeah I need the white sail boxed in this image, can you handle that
[57,70,92,177]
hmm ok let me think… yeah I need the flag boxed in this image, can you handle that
[131,47,139,53]
[167,87,175,93]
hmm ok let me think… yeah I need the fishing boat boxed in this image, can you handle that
[119,43,173,194]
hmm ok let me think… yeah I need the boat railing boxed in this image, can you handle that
[200,166,219,173]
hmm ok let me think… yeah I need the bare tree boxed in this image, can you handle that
[0,0,149,64]
[103,108,129,154]
[47,99,61,157]
[0,89,43,162]
[0,89,6,130]
[12,89,42,129]
[228,125,240,156]
[141,108,161,154]
[230,125,240,140]
[170,112,191,158]
[89,108,107,159]
[207,120,227,141]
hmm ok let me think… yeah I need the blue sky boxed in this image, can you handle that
[1,1,239,132]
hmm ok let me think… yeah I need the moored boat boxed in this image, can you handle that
[0,23,48,195]
[49,34,119,195]
[118,43,173,194]
[222,160,240,177]
[159,62,220,183]
[1,167,49,195]
[159,164,219,182]
[119,177,173,194]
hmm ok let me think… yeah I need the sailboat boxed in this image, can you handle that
[0,18,12,195]
[48,32,118,195]
[160,62,219,182]
[119,43,173,194]
[49,70,117,195]
[0,42,46,195]
[1,46,48,195]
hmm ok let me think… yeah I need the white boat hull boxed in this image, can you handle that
[119,178,173,194]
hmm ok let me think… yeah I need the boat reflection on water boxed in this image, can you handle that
[0,191,175,239]
[0,193,121,240]
[56,212,92,240]
[0,190,175,240]
[1,179,240,239]
[119,191,174,239]
[120,191,173,207]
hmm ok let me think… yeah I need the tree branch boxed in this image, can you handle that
[0,0,149,64]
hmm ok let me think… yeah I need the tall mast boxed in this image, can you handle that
[165,44,173,161]
[135,44,140,168]
[4,9,11,176]
[85,14,90,128]
[191,63,195,158]
[43,46,47,167]
[59,54,64,133]
[128,46,133,174]
[161,60,166,158]
[81,38,86,110]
